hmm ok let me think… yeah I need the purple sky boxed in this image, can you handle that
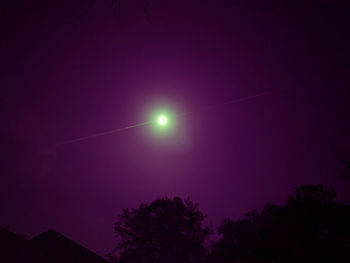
[1,0,350,257]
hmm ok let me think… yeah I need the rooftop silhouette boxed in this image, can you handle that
[0,227,110,263]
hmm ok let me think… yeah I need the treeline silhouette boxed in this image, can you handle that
[109,184,350,263]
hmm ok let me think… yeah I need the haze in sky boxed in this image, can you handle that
[1,0,350,256]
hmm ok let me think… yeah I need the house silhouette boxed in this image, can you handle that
[0,227,110,263]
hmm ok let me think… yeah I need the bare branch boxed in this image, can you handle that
[144,0,152,23]
[81,0,97,17]
[331,146,350,178]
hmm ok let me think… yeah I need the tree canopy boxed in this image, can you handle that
[109,197,210,263]
[110,185,350,262]
[207,184,350,263]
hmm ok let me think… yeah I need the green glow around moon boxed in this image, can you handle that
[157,115,168,126]
[149,108,176,136]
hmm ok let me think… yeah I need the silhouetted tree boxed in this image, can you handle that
[109,197,210,263]
[333,148,350,178]
[207,184,350,263]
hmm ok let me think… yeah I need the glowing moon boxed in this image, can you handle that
[149,108,175,136]
[157,115,168,126]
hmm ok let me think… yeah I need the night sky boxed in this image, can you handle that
[1,0,350,257]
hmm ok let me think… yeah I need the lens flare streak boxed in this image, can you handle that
[60,87,288,145]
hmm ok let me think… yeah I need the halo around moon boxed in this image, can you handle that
[149,108,176,136]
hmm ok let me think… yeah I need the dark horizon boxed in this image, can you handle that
[1,0,350,257]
